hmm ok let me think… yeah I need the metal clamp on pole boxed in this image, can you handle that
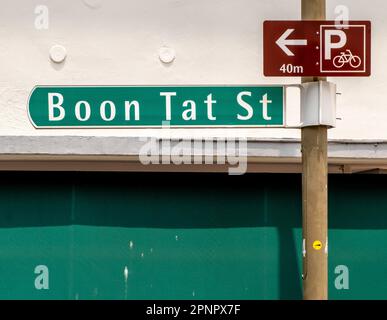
[300,81,336,128]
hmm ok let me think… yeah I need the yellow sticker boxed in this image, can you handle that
[313,240,323,250]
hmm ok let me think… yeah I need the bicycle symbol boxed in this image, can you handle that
[332,50,362,69]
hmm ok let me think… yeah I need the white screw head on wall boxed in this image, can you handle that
[159,47,175,64]
[49,45,67,63]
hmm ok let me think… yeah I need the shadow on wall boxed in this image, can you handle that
[0,172,386,229]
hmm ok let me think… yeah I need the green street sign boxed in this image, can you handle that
[28,86,285,128]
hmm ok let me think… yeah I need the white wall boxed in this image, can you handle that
[0,0,384,140]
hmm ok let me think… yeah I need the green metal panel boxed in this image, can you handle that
[0,172,386,299]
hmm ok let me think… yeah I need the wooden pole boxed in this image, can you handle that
[301,0,328,300]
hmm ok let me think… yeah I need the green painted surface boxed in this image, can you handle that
[0,172,386,299]
[28,86,284,127]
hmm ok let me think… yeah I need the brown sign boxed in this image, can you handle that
[263,20,371,77]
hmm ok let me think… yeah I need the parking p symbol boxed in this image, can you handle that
[324,29,347,60]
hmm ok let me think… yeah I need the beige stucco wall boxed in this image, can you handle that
[0,0,384,140]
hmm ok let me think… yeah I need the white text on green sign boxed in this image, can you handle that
[28,86,285,128]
